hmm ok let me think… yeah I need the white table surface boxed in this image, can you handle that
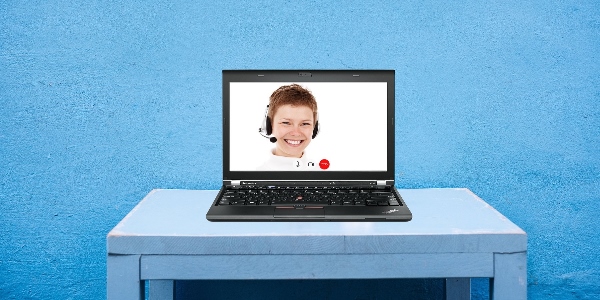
[108,188,526,254]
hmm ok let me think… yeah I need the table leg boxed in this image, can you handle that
[149,280,174,300]
[107,254,143,300]
[490,252,527,300]
[446,278,470,300]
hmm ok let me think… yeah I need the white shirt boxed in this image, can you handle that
[256,149,319,171]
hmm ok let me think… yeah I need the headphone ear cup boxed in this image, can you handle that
[266,117,272,135]
[312,121,319,139]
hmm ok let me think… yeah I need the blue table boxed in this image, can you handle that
[107,188,527,300]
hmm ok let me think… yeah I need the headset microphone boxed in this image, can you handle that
[258,126,278,143]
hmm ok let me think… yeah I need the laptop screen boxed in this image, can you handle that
[223,70,395,181]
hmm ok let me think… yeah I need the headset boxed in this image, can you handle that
[258,105,319,143]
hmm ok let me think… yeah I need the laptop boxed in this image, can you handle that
[206,70,412,221]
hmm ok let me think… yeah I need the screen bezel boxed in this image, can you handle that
[223,70,395,181]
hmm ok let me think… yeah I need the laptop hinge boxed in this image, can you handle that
[377,180,387,186]
[229,180,241,186]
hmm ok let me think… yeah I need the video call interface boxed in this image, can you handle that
[229,81,388,172]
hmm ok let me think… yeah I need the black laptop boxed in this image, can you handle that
[206,70,412,221]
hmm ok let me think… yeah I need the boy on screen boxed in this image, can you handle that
[257,84,321,170]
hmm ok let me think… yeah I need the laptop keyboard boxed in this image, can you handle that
[218,186,402,207]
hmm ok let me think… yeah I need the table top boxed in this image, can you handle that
[107,188,526,255]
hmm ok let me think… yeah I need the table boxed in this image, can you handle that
[106,188,527,300]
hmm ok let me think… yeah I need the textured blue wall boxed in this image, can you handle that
[1,1,598,299]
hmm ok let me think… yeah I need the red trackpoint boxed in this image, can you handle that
[319,159,330,170]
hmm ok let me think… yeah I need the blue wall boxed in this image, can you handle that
[1,1,599,299]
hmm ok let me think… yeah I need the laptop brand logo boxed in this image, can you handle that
[382,209,399,214]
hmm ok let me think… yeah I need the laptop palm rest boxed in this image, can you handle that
[274,207,324,218]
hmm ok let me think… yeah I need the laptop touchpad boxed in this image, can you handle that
[274,208,325,218]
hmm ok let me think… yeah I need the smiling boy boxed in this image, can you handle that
[257,84,319,170]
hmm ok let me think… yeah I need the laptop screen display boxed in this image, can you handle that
[228,81,388,172]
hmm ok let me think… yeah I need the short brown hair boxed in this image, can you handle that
[268,84,318,122]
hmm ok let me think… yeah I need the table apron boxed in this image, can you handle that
[140,253,494,280]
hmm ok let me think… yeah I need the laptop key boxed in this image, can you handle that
[368,195,392,199]
[367,197,394,203]
[366,200,378,206]
[354,200,366,206]
[272,201,327,206]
